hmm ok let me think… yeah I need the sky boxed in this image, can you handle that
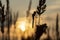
[1,0,60,26]
[1,0,60,16]
[1,0,60,38]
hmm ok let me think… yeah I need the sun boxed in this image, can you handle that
[18,21,26,32]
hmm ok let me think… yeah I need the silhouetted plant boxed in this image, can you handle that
[35,24,47,40]
[6,0,12,40]
[12,12,19,40]
[14,12,19,29]
[26,0,32,23]
[32,11,36,27]
[56,14,59,40]
[32,0,46,28]
[1,5,5,34]
[6,0,10,34]
[37,0,46,24]
[26,0,32,17]
[0,0,5,40]
[0,0,5,34]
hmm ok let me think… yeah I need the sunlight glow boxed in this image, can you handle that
[15,18,36,38]
[18,21,26,32]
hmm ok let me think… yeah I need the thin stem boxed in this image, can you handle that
[38,15,40,25]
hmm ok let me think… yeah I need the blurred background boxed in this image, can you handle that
[0,0,60,40]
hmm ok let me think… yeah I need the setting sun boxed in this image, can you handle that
[18,21,26,32]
